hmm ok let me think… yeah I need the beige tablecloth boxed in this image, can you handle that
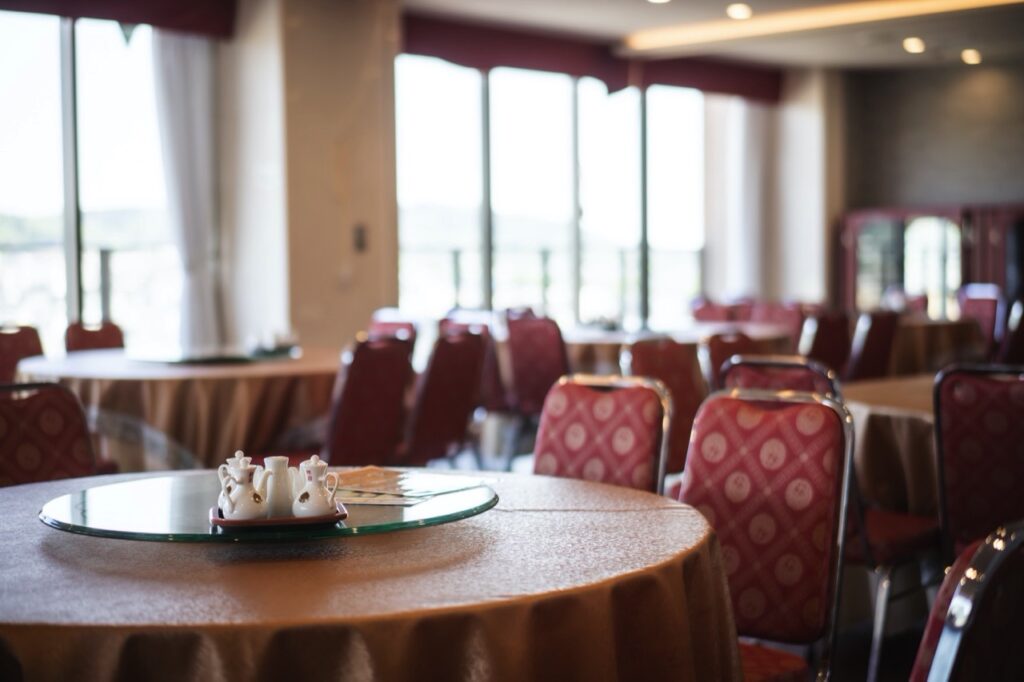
[843,375,937,515]
[17,349,339,471]
[888,318,984,377]
[0,472,740,682]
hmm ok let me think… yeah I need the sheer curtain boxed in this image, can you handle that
[152,29,224,354]
[702,94,775,300]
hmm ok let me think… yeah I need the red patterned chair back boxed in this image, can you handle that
[679,390,852,670]
[845,310,900,381]
[700,332,757,389]
[722,355,840,397]
[440,312,509,412]
[505,315,569,416]
[957,283,1005,358]
[65,321,124,352]
[533,375,672,494]
[322,336,413,466]
[798,312,851,376]
[401,331,486,466]
[910,522,1024,682]
[691,298,730,322]
[0,383,98,486]
[934,365,1024,559]
[0,325,43,383]
[622,337,707,473]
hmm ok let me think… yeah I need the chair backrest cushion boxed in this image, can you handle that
[704,333,757,389]
[799,313,850,376]
[0,383,96,486]
[936,369,1024,553]
[0,326,43,383]
[724,363,835,396]
[679,395,845,643]
[845,311,900,381]
[627,338,706,473]
[65,322,124,352]
[534,382,665,492]
[506,316,568,416]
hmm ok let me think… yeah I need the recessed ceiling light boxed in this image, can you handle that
[961,48,982,65]
[647,0,672,4]
[902,36,926,54]
[726,3,753,20]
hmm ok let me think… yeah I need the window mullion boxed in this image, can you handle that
[59,16,83,323]
[639,87,650,330]
[571,78,581,325]
[480,68,494,311]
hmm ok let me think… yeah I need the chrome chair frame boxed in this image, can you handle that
[698,387,854,682]
[926,520,1024,682]
[551,374,674,496]
[720,354,841,398]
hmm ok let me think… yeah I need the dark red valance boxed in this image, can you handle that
[402,13,782,103]
[0,0,236,38]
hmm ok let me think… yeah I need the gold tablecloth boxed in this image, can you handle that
[17,349,338,470]
[843,375,937,515]
[888,318,984,377]
[0,472,740,682]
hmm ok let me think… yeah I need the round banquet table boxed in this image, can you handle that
[16,349,339,472]
[887,317,984,377]
[0,471,740,682]
[558,322,794,375]
[842,374,938,516]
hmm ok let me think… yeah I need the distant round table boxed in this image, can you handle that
[888,317,985,376]
[0,471,741,682]
[17,349,339,471]
[843,374,937,515]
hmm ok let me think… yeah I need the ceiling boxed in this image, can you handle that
[402,0,1024,68]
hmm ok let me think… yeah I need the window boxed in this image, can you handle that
[395,54,706,330]
[0,12,177,353]
[0,11,66,352]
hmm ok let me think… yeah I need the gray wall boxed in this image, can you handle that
[845,61,1024,208]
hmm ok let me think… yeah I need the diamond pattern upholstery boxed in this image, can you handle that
[506,316,569,416]
[65,321,124,352]
[533,380,666,492]
[679,395,846,643]
[935,368,1024,554]
[626,338,706,474]
[0,383,98,486]
[0,325,43,383]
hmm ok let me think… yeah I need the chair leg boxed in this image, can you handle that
[866,565,893,682]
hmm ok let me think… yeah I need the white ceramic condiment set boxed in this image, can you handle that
[217,451,339,521]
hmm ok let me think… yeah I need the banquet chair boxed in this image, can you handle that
[844,311,900,381]
[503,314,570,464]
[726,297,755,322]
[909,521,1024,682]
[397,330,486,467]
[799,312,851,377]
[691,297,731,322]
[367,308,417,346]
[933,364,1024,562]
[750,302,805,352]
[533,375,672,494]
[699,332,758,389]
[957,283,1005,360]
[0,325,43,383]
[65,321,124,352]
[678,388,853,681]
[621,337,707,481]
[439,311,510,412]
[996,299,1024,363]
[722,355,938,682]
[0,382,117,486]
[320,335,414,466]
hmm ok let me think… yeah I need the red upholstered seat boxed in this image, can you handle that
[679,391,851,680]
[844,507,940,566]
[935,366,1024,561]
[533,377,670,493]
[398,331,485,466]
[0,382,113,486]
[0,325,44,383]
[506,315,569,417]
[739,642,808,682]
[65,321,124,352]
[701,332,758,389]
[624,337,707,475]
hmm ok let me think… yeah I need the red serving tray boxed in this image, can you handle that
[209,502,347,529]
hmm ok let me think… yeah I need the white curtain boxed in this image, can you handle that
[702,94,776,300]
[152,29,224,354]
